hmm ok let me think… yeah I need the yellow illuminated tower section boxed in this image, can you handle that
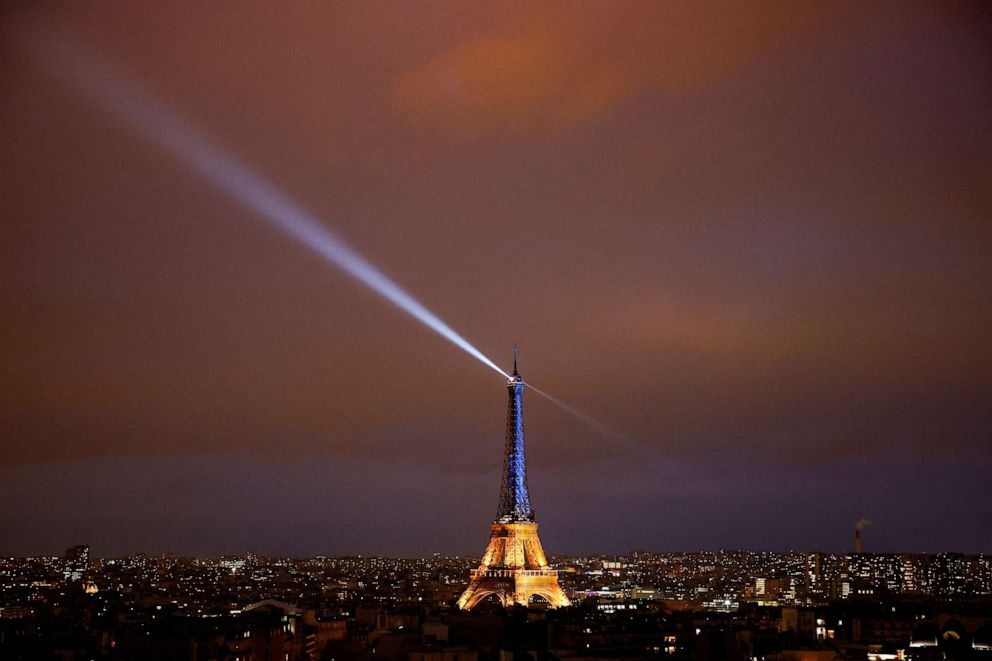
[457,349,570,609]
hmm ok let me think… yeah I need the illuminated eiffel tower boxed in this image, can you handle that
[457,348,570,609]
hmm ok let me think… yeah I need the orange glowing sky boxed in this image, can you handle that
[1,1,990,555]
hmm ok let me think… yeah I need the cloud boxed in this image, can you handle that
[393,2,823,134]
[394,34,631,134]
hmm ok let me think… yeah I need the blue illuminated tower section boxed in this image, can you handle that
[498,347,533,522]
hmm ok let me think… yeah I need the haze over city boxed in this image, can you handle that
[2,1,991,558]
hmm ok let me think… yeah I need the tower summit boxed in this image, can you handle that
[457,348,570,610]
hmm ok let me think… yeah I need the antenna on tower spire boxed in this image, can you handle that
[513,345,519,375]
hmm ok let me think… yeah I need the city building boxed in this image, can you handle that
[63,544,89,583]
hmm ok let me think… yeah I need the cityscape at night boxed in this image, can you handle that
[2,1,991,660]
[2,547,992,659]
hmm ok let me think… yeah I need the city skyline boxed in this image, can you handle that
[3,545,989,658]
[2,1,991,558]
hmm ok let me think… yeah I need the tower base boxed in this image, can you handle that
[457,521,570,609]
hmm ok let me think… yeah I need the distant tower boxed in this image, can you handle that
[457,349,570,609]
[855,519,871,554]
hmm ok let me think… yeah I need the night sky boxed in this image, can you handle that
[2,2,990,558]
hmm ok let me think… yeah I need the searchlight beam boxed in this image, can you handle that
[25,26,632,445]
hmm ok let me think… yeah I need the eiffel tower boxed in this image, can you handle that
[457,348,570,609]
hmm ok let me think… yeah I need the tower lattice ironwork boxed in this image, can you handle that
[498,346,533,522]
[457,348,570,610]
